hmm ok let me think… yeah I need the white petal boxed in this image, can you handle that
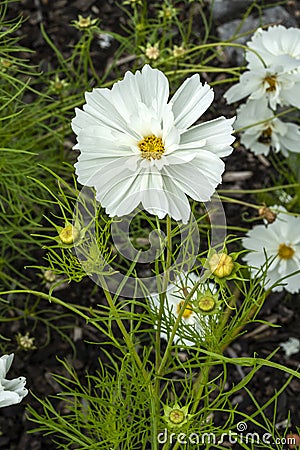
[279,123,300,154]
[2,376,27,396]
[163,155,223,203]
[111,64,170,122]
[0,354,13,379]
[241,134,270,156]
[171,75,214,130]
[83,88,136,136]
[180,117,235,157]
[285,273,300,294]
[0,391,22,408]
[281,83,300,108]
[244,225,281,248]
[224,72,261,104]
[100,172,143,217]
[162,177,191,223]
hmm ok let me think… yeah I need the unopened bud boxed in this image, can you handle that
[59,225,80,245]
[198,295,216,312]
[209,253,234,278]
[163,403,190,428]
[169,408,185,424]
[258,206,277,224]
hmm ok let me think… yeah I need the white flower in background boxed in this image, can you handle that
[149,272,219,346]
[72,65,235,223]
[224,25,300,110]
[98,33,113,49]
[242,212,300,294]
[224,65,300,110]
[280,337,300,358]
[234,100,300,156]
[246,25,300,70]
[0,354,28,408]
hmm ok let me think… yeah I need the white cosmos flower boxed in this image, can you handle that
[72,65,235,223]
[0,354,28,408]
[224,65,300,110]
[280,337,300,358]
[242,212,300,294]
[149,272,219,347]
[234,100,300,156]
[224,26,300,110]
[246,25,300,70]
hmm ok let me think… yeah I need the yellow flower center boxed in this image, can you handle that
[209,253,234,278]
[264,75,277,92]
[176,301,193,319]
[169,409,185,424]
[138,135,165,160]
[278,243,295,260]
[198,295,216,312]
[258,127,272,145]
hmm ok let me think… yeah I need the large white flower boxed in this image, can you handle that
[242,212,300,294]
[72,65,235,223]
[0,354,28,408]
[234,100,300,156]
[149,272,219,347]
[224,26,300,110]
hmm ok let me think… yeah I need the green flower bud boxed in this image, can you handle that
[209,252,234,278]
[59,225,80,245]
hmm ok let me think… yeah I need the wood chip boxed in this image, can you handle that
[222,171,253,181]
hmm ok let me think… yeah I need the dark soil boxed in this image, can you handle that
[1,1,300,449]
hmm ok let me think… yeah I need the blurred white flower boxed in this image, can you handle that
[246,25,300,70]
[98,33,113,49]
[242,212,300,293]
[225,25,300,110]
[224,65,300,110]
[280,337,300,358]
[0,354,28,408]
[72,65,235,223]
[149,272,219,346]
[234,100,300,156]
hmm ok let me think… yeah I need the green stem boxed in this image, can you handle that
[153,216,173,448]
[191,359,212,415]
[221,291,267,353]
[101,284,149,381]
[157,277,205,378]
[218,195,260,210]
[98,276,160,450]
[0,289,119,346]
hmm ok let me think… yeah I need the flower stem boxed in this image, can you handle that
[221,291,267,352]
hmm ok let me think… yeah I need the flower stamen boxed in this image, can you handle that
[278,243,295,260]
[258,126,272,144]
[138,135,165,160]
[264,75,277,92]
